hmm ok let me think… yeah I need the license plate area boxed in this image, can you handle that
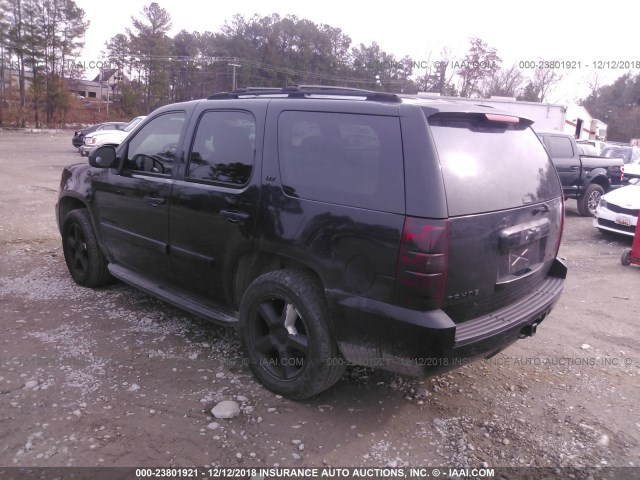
[497,217,550,284]
[498,239,544,281]
[615,215,632,226]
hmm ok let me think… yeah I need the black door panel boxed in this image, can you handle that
[169,107,264,306]
[94,173,173,280]
[92,111,187,282]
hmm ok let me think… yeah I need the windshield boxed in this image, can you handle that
[123,116,144,132]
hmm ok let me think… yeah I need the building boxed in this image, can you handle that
[1,66,127,102]
[0,67,34,94]
[69,69,127,100]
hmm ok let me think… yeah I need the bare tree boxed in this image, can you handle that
[534,67,563,102]
[586,72,600,102]
[1,0,27,126]
[456,37,501,97]
[481,64,525,98]
[418,47,457,95]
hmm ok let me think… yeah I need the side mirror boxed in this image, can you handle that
[88,145,117,168]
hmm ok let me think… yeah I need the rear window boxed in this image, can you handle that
[428,112,561,216]
[577,144,598,156]
[544,135,575,158]
[277,111,404,213]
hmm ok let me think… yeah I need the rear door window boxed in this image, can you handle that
[544,135,574,158]
[428,112,561,216]
[277,111,404,213]
[187,111,255,186]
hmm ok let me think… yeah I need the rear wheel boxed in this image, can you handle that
[577,184,604,217]
[62,209,113,287]
[238,270,346,399]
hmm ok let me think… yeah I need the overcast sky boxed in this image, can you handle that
[74,0,639,103]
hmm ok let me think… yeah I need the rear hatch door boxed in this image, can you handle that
[427,111,563,323]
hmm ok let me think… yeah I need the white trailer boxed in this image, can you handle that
[416,94,607,140]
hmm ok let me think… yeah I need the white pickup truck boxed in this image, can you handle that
[80,116,146,156]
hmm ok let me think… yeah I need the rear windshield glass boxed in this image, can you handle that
[428,112,561,216]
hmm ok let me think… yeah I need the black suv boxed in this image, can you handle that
[57,86,567,399]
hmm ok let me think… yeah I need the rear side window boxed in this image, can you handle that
[277,111,404,213]
[187,111,255,186]
[428,112,561,216]
[544,135,574,158]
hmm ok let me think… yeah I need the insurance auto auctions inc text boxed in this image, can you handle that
[204,467,495,478]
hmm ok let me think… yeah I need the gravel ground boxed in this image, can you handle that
[0,130,639,474]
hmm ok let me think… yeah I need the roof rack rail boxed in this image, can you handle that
[207,85,401,103]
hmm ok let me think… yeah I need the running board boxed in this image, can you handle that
[108,264,238,327]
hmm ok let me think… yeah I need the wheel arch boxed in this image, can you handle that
[57,195,88,232]
[586,173,610,192]
[232,251,325,308]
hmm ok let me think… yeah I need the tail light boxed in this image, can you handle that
[484,113,520,123]
[556,196,565,255]
[395,217,449,310]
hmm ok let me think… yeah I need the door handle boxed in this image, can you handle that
[144,195,166,207]
[220,209,250,223]
[570,166,580,171]
[532,204,550,215]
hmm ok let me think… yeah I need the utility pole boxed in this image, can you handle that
[229,61,241,90]
[98,68,102,113]
[0,45,4,126]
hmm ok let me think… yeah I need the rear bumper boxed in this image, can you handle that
[328,258,567,376]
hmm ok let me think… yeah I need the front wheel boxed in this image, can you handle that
[238,270,346,399]
[621,249,632,266]
[62,209,113,287]
[577,184,604,217]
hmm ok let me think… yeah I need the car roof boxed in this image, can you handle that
[152,86,531,119]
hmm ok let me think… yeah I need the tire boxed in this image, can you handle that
[62,209,113,287]
[577,184,604,217]
[621,249,632,266]
[238,270,346,399]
